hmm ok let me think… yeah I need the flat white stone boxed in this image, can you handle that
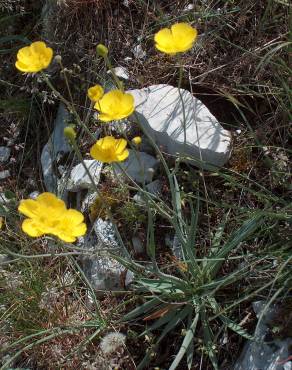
[113,150,158,184]
[128,84,231,167]
[65,160,102,192]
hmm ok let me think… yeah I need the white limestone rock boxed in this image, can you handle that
[65,160,102,192]
[128,84,231,167]
[113,150,158,184]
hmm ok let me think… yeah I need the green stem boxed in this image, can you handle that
[104,55,124,91]
[70,139,131,260]
[42,73,96,142]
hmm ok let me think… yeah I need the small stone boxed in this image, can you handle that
[165,234,183,260]
[65,160,103,192]
[132,236,144,254]
[0,147,11,163]
[0,170,10,180]
[146,180,162,196]
[113,150,159,184]
[107,66,129,81]
[29,191,40,199]
[133,44,146,59]
[183,3,194,11]
[129,84,231,167]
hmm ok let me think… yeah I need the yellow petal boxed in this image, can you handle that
[65,209,85,225]
[99,136,116,149]
[88,85,104,102]
[120,93,134,113]
[154,28,172,46]
[42,47,53,67]
[22,219,44,237]
[37,192,66,212]
[115,138,128,154]
[30,41,47,54]
[116,149,129,162]
[98,112,114,122]
[55,232,77,243]
[15,60,33,72]
[171,23,197,43]
[18,199,39,218]
[17,46,33,64]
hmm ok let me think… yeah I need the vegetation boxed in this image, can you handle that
[0,1,291,369]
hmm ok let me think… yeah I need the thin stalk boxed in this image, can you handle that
[42,73,96,141]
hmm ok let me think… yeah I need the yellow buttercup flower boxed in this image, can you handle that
[94,90,135,122]
[154,23,197,54]
[18,192,87,242]
[90,136,129,163]
[87,84,104,102]
[15,41,53,73]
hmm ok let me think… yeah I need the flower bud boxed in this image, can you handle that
[132,136,142,145]
[64,125,77,142]
[54,55,62,63]
[96,44,108,57]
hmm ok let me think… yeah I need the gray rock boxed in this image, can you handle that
[0,147,11,163]
[165,234,184,260]
[133,180,162,205]
[234,301,292,370]
[79,219,133,292]
[146,180,162,196]
[132,236,144,254]
[41,103,71,193]
[128,84,231,167]
[0,170,10,180]
[93,219,120,250]
[113,150,158,184]
[81,191,98,213]
[64,160,103,192]
[82,255,131,291]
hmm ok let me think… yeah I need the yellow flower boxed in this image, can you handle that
[15,41,53,73]
[90,136,129,163]
[18,192,87,242]
[87,84,104,102]
[154,23,197,54]
[132,136,142,145]
[94,90,135,122]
